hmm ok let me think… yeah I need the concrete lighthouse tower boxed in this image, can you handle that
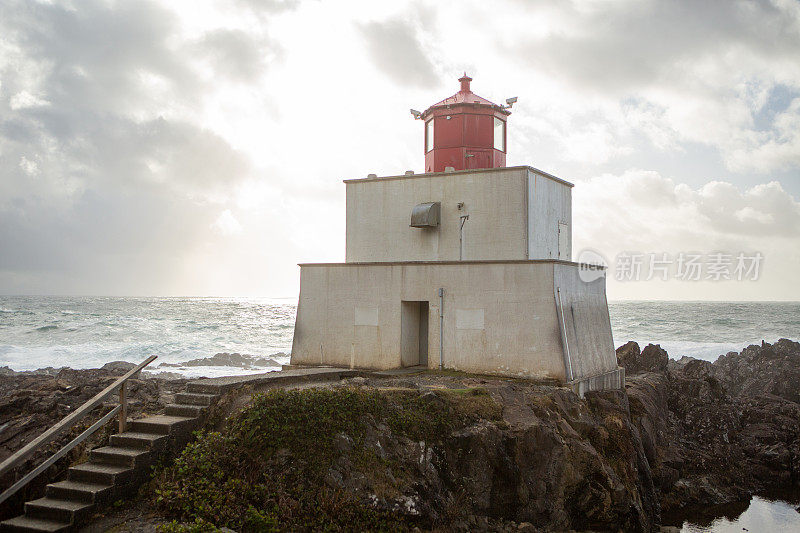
[418,74,511,173]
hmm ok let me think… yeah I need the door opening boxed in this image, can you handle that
[558,222,570,261]
[401,301,429,367]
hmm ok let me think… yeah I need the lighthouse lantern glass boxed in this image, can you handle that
[493,117,505,152]
[425,119,434,152]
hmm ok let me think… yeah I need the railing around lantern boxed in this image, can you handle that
[0,355,158,505]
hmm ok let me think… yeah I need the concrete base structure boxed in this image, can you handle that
[290,165,623,394]
[567,367,626,397]
[290,259,622,390]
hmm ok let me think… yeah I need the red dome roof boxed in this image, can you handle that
[422,74,510,117]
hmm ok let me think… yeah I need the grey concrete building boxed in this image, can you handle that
[290,166,623,395]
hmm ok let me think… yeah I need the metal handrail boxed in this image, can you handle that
[0,355,157,504]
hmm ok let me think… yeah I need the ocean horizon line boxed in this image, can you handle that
[2,295,800,304]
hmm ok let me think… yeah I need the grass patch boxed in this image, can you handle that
[152,387,500,532]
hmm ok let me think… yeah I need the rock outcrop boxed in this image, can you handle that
[315,339,800,529]
[621,338,800,518]
[617,341,669,374]
[157,352,284,369]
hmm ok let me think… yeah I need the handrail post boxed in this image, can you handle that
[118,382,127,433]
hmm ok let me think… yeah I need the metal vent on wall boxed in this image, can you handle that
[410,202,441,228]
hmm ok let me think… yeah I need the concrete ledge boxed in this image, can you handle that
[187,367,362,394]
[342,165,574,188]
[567,366,625,398]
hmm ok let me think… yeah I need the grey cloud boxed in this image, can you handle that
[506,0,800,175]
[514,0,800,94]
[1,1,198,114]
[193,29,277,83]
[358,18,439,89]
[0,0,262,294]
[236,0,304,12]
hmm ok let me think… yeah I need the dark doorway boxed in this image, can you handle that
[401,301,429,367]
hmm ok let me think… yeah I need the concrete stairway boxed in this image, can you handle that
[0,391,219,532]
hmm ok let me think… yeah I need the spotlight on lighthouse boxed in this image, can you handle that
[410,108,422,119]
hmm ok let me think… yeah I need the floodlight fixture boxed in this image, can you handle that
[502,97,518,109]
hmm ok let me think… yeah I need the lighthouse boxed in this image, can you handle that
[290,75,624,396]
[414,74,511,173]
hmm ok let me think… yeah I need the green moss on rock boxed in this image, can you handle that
[152,387,500,532]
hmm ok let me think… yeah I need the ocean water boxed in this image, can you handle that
[0,297,798,377]
[0,296,296,377]
[609,300,800,361]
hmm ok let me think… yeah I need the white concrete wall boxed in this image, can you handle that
[345,166,572,262]
[291,260,617,381]
[528,169,572,261]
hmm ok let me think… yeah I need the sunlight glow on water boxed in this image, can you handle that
[680,497,800,532]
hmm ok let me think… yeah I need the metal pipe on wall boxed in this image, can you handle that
[556,287,574,382]
[459,215,469,260]
[438,287,444,369]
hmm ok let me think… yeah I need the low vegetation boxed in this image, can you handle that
[151,386,500,532]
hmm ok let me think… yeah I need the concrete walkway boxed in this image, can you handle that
[186,365,429,394]
[186,367,363,394]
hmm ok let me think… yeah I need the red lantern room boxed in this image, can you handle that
[416,74,512,173]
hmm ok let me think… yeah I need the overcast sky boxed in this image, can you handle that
[1,0,798,300]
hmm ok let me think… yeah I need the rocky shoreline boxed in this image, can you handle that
[1,340,798,530]
[622,339,800,519]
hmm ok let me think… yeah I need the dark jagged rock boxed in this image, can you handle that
[100,360,137,373]
[623,338,800,519]
[158,352,283,369]
[616,340,642,372]
[641,344,669,373]
[713,338,800,403]
[617,342,668,373]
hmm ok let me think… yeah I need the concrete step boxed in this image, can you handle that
[89,446,150,468]
[127,415,196,436]
[68,462,133,486]
[24,497,93,524]
[164,403,204,418]
[0,516,70,532]
[126,414,197,436]
[109,431,169,452]
[186,381,225,394]
[175,392,218,406]
[45,480,112,504]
